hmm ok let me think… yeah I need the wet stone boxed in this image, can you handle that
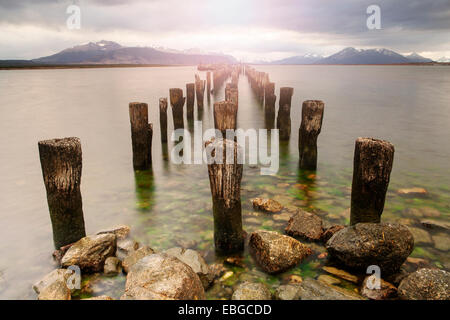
[232,282,272,300]
[274,284,302,300]
[122,246,155,273]
[97,225,130,240]
[104,257,122,276]
[398,268,450,300]
[285,209,323,241]
[361,276,397,300]
[251,198,283,213]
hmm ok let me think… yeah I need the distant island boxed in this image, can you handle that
[1,41,449,69]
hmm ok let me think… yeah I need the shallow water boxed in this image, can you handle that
[0,65,449,299]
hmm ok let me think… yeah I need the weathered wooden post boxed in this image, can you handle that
[298,100,325,170]
[206,71,211,95]
[225,84,239,109]
[129,102,153,170]
[169,88,185,130]
[264,82,275,102]
[264,93,276,129]
[195,75,205,109]
[186,83,195,121]
[206,138,244,253]
[38,137,86,249]
[350,138,395,225]
[276,87,294,140]
[214,101,238,135]
[159,98,168,143]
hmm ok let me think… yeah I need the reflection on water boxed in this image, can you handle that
[0,65,449,299]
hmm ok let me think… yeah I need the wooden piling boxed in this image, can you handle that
[169,88,185,130]
[264,94,276,129]
[298,100,325,170]
[186,83,195,120]
[129,102,153,170]
[159,98,168,143]
[38,137,86,249]
[350,138,395,225]
[206,138,244,253]
[214,101,238,135]
[276,87,294,140]
[206,71,211,95]
[195,75,206,109]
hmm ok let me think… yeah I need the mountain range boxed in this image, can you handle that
[0,41,441,66]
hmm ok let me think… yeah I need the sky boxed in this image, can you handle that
[0,0,449,61]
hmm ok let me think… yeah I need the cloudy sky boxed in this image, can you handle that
[0,0,449,61]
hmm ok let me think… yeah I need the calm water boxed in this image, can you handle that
[0,65,449,299]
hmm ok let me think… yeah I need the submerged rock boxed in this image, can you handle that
[61,234,116,273]
[398,268,450,300]
[326,223,414,274]
[297,278,362,300]
[432,233,450,251]
[164,247,211,289]
[104,257,122,276]
[361,276,397,300]
[122,246,154,273]
[317,275,341,286]
[33,269,73,300]
[420,219,450,231]
[274,284,302,300]
[397,188,428,197]
[285,209,323,241]
[96,225,130,240]
[322,266,359,283]
[251,198,283,213]
[121,253,205,300]
[249,230,312,274]
[407,226,434,246]
[232,282,271,300]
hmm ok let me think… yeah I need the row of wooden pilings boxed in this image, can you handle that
[37,64,394,255]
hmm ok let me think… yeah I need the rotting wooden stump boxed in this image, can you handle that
[205,138,244,253]
[298,100,325,170]
[264,93,276,129]
[129,102,153,170]
[195,75,206,109]
[350,137,395,225]
[214,100,238,135]
[276,87,294,140]
[159,98,168,143]
[169,88,185,130]
[225,84,239,109]
[186,83,195,121]
[38,137,86,249]
[206,71,211,95]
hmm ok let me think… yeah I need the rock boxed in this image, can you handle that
[224,256,245,268]
[209,263,227,281]
[220,271,234,281]
[286,275,303,284]
[297,278,362,300]
[251,198,283,213]
[274,284,302,300]
[397,188,428,197]
[272,212,291,222]
[121,253,205,300]
[361,276,397,300]
[398,268,450,300]
[285,209,323,241]
[83,295,114,300]
[97,225,130,240]
[249,230,312,274]
[104,257,122,276]
[407,226,434,246]
[321,225,345,243]
[61,234,117,273]
[33,269,74,299]
[420,207,441,218]
[122,246,154,273]
[431,233,450,251]
[421,219,450,231]
[318,275,341,286]
[232,282,271,300]
[326,223,414,274]
[322,266,359,283]
[164,247,211,289]
[116,238,139,261]
[52,243,74,265]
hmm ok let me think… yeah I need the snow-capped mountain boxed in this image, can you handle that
[270,53,324,65]
[405,52,433,63]
[316,47,411,64]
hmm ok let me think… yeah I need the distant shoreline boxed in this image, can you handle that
[0,62,448,70]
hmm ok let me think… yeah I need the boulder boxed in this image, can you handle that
[285,209,323,241]
[122,246,154,273]
[251,198,283,213]
[249,230,312,274]
[398,268,450,300]
[232,282,272,300]
[297,278,362,300]
[104,257,122,276]
[121,253,205,300]
[116,238,139,261]
[321,225,345,243]
[164,247,211,289]
[274,284,302,300]
[33,269,73,300]
[61,234,116,273]
[361,275,397,300]
[326,223,414,274]
[96,225,130,240]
